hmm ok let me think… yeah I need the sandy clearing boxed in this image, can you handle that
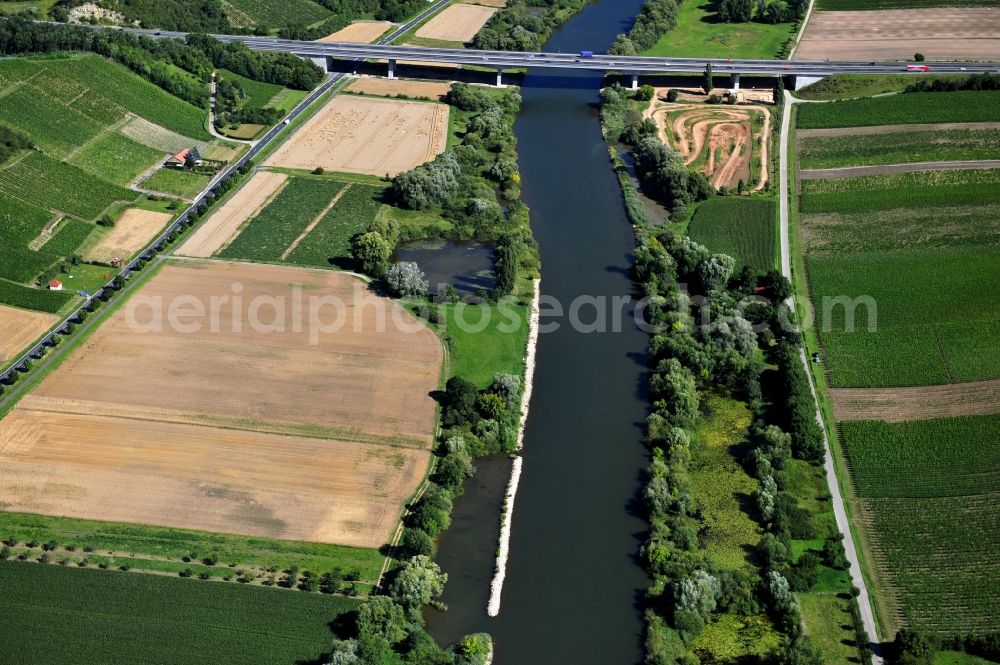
[795,8,1000,61]
[830,380,1000,422]
[84,208,172,264]
[265,95,448,176]
[320,20,392,43]
[0,410,428,548]
[347,77,453,100]
[0,305,57,362]
[415,3,496,42]
[797,122,1000,140]
[0,261,443,547]
[177,171,288,258]
[800,159,1000,180]
[467,0,506,6]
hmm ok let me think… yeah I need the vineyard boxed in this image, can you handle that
[286,183,385,267]
[815,0,1000,8]
[219,177,348,262]
[841,415,1000,635]
[222,0,333,28]
[0,151,134,219]
[0,278,74,313]
[807,246,1000,387]
[0,561,358,665]
[799,128,1000,169]
[686,198,776,273]
[796,91,1000,129]
[0,85,104,159]
[69,132,165,187]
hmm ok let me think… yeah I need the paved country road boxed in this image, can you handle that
[779,90,885,665]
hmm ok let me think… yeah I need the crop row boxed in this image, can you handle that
[799,128,1000,169]
[0,192,51,247]
[686,197,776,273]
[816,0,998,8]
[220,177,347,262]
[0,561,358,665]
[225,0,332,28]
[0,151,134,220]
[797,91,1000,129]
[0,85,104,159]
[69,132,166,188]
[44,55,211,140]
[0,277,73,313]
[807,246,1000,387]
[286,183,384,268]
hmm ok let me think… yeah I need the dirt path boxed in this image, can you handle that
[797,122,1000,140]
[280,184,352,260]
[831,379,1000,422]
[800,159,1000,180]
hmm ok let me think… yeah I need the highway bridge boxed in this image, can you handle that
[127,27,1000,88]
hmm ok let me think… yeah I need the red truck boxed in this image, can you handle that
[906,64,931,72]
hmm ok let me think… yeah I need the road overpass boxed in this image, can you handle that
[126,27,1000,88]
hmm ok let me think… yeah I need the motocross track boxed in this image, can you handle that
[645,94,771,191]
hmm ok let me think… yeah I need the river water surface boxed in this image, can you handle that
[426,1,653,663]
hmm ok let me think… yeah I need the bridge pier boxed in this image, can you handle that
[730,72,740,91]
[388,58,396,79]
[496,67,504,88]
[631,73,638,90]
[308,56,329,72]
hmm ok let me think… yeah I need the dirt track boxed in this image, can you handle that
[84,208,172,263]
[831,380,1000,422]
[796,8,1000,61]
[177,171,287,258]
[646,95,771,191]
[0,261,443,547]
[320,21,391,43]
[415,3,496,42]
[265,95,448,176]
[0,305,56,362]
[800,159,1000,179]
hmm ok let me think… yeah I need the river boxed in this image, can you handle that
[426,1,652,662]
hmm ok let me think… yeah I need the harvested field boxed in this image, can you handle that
[831,380,1000,421]
[265,95,448,176]
[120,116,211,154]
[0,304,57,362]
[797,122,1000,140]
[0,261,443,547]
[414,3,496,42]
[83,208,172,263]
[645,95,771,190]
[177,171,288,257]
[795,8,1000,61]
[347,77,452,100]
[468,0,506,6]
[320,21,391,43]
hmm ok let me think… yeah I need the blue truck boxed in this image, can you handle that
[579,50,594,58]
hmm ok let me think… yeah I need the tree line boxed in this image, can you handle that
[471,0,591,51]
[906,73,1000,93]
[718,0,808,25]
[0,18,323,109]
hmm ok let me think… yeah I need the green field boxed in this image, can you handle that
[807,246,1000,386]
[796,593,861,662]
[642,0,795,59]
[69,131,165,187]
[797,91,1000,129]
[815,0,1000,8]
[800,168,1000,214]
[0,151,134,219]
[286,183,385,268]
[0,511,385,580]
[690,395,761,571]
[841,415,1000,635]
[0,278,74,313]
[799,128,1000,169]
[219,177,346,262]
[223,0,332,28]
[687,198,776,273]
[0,561,357,665]
[795,74,970,101]
[218,68,284,108]
[141,167,211,199]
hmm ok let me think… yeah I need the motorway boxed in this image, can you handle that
[124,27,1000,76]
